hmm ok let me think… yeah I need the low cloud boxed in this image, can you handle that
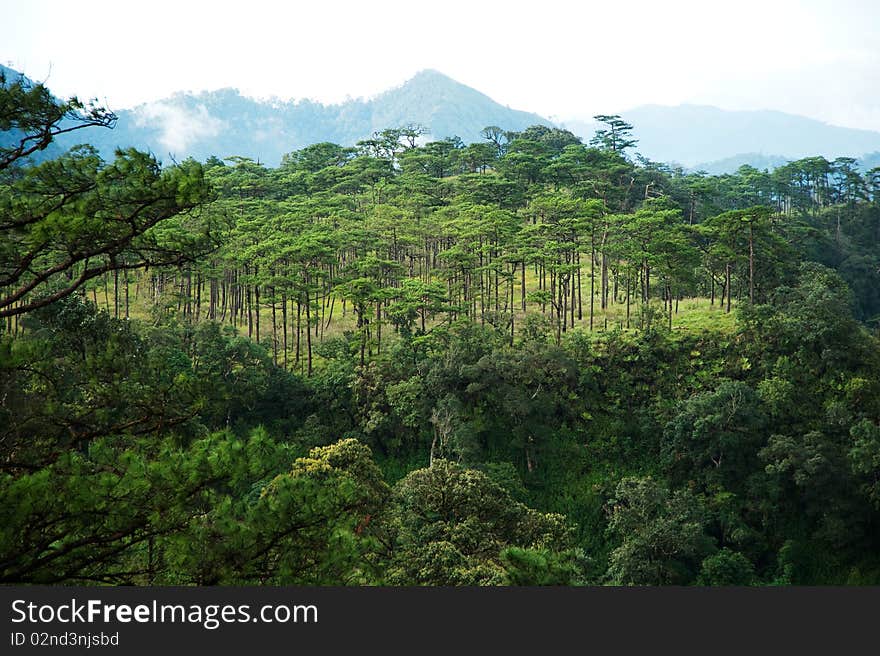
[134,101,225,153]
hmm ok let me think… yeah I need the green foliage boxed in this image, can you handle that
[0,68,115,169]
[589,115,638,155]
[386,460,577,585]
[606,477,714,585]
[0,144,217,317]
[850,419,880,509]
[4,70,880,586]
[167,438,388,584]
[0,428,291,583]
[663,381,767,492]
[697,549,756,586]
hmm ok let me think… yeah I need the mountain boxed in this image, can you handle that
[7,63,880,172]
[561,105,880,172]
[366,69,550,144]
[48,69,550,166]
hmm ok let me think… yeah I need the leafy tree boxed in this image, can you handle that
[589,114,638,155]
[697,548,756,585]
[386,460,578,585]
[663,381,767,492]
[606,477,714,585]
[280,142,355,172]
[168,438,388,584]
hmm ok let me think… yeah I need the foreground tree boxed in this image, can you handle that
[0,68,115,170]
[0,74,218,319]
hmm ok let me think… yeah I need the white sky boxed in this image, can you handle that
[3,0,879,130]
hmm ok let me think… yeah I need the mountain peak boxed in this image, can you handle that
[368,70,549,142]
[383,69,477,99]
[407,69,454,83]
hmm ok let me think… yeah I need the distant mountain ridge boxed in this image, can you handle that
[53,69,551,166]
[691,153,792,176]
[5,64,880,173]
[562,105,880,172]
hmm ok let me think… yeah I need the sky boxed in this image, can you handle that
[3,0,880,131]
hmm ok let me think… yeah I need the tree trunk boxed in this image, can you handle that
[282,292,288,371]
[254,283,260,343]
[725,263,732,313]
[590,241,595,331]
[305,292,312,376]
[271,289,278,366]
[748,224,755,304]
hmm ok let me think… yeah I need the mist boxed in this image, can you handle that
[134,101,225,155]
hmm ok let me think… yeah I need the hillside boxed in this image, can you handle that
[6,57,880,592]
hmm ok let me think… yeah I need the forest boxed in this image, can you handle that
[3,71,880,586]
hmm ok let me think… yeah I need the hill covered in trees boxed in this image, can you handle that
[3,70,880,586]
